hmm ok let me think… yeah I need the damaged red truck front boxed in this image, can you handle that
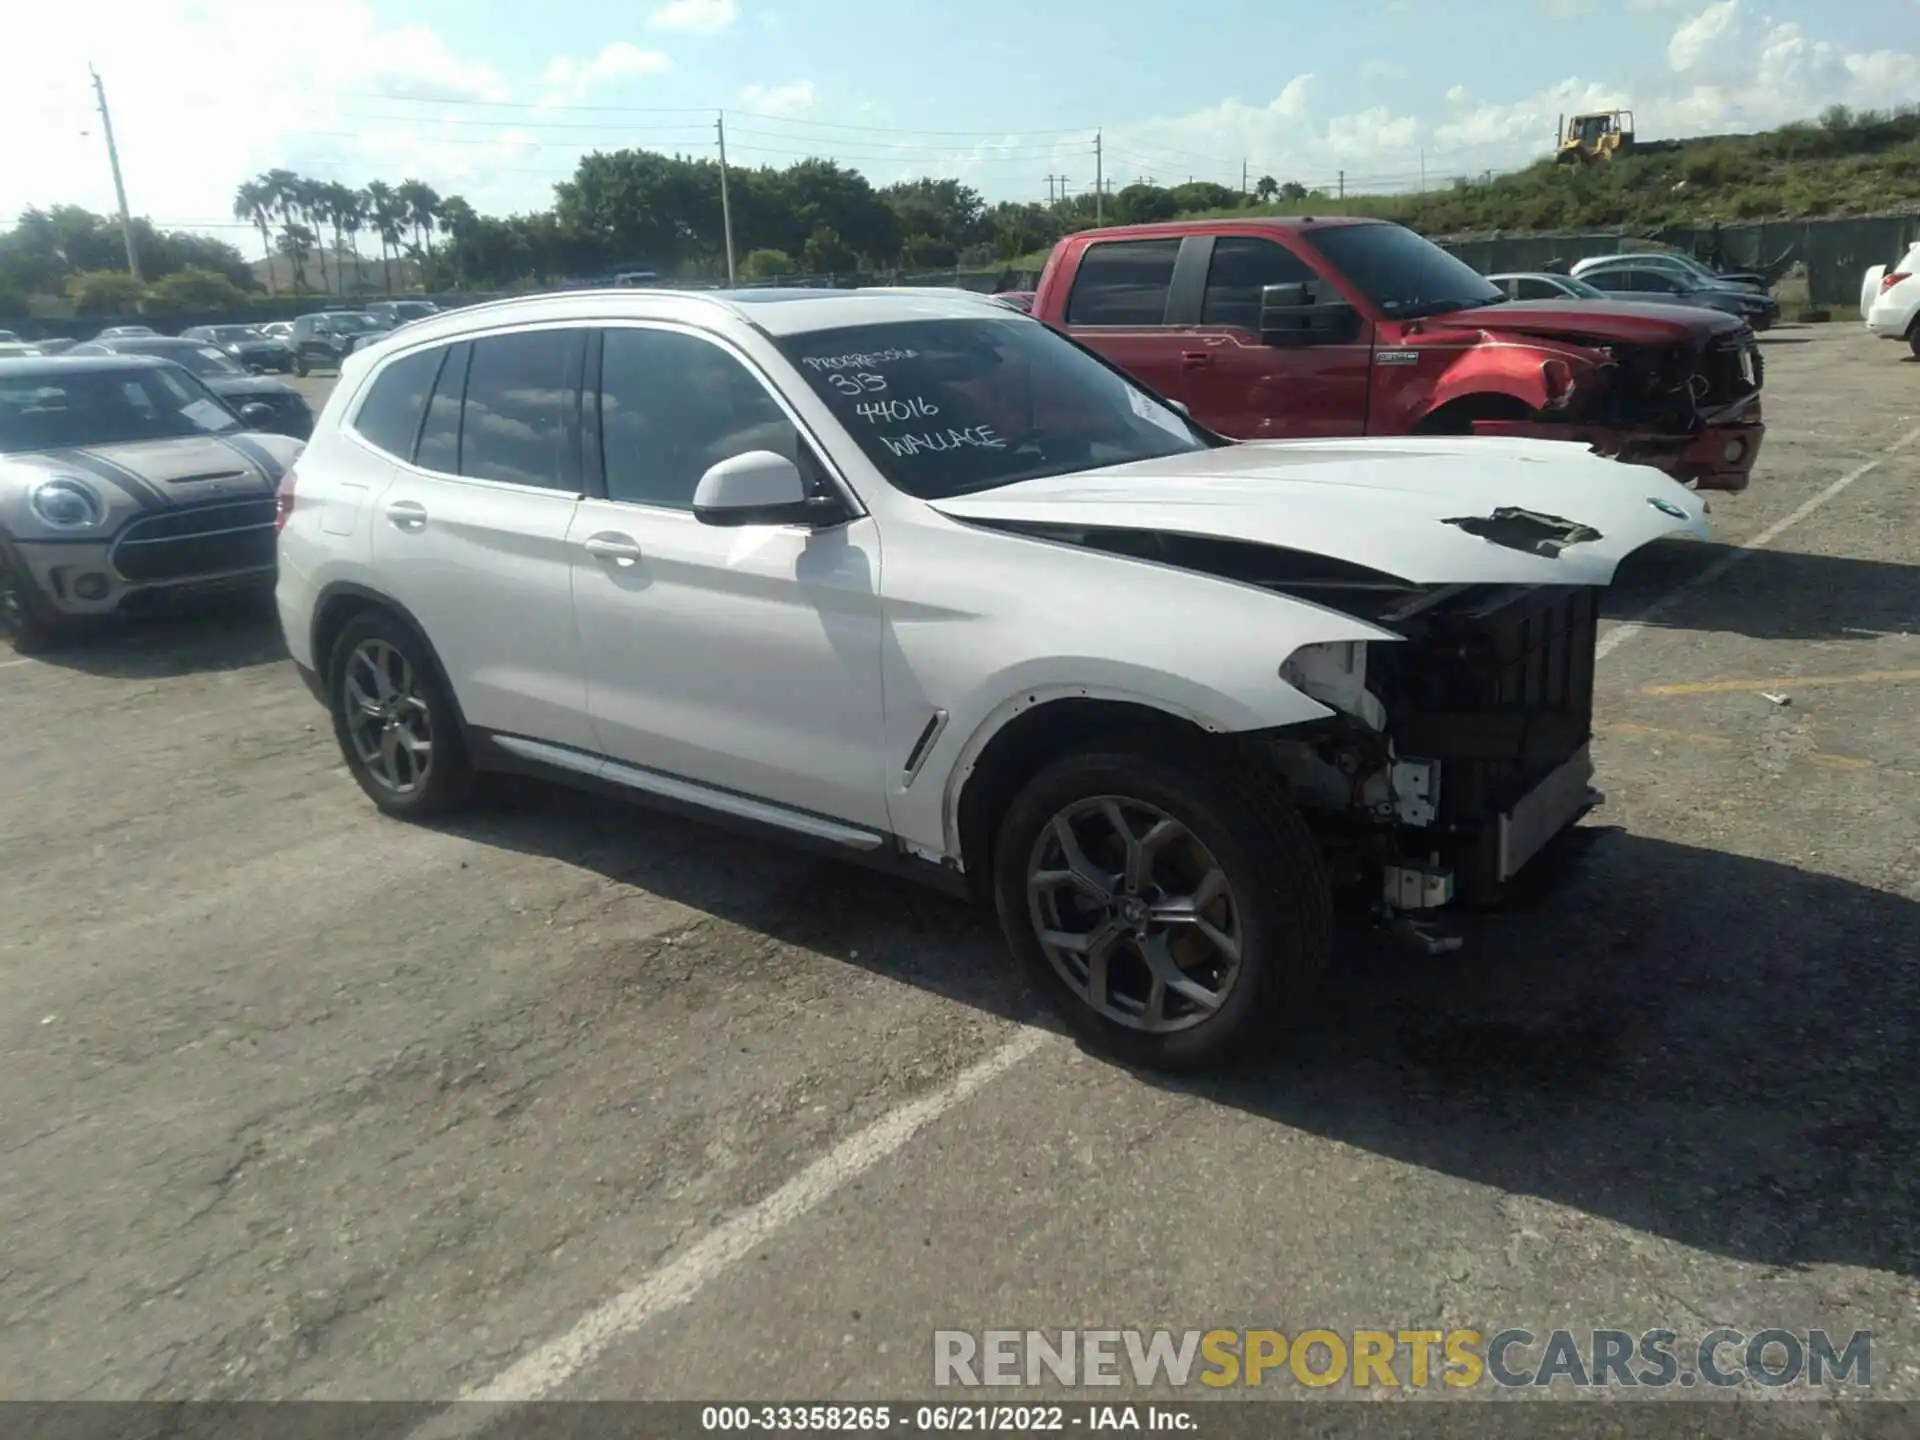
[1028,216,1765,491]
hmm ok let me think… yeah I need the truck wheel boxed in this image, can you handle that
[327,611,474,818]
[992,742,1331,1072]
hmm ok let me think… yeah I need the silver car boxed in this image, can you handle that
[0,355,301,650]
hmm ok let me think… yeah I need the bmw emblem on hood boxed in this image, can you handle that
[1647,496,1689,519]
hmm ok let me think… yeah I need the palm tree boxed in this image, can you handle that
[323,182,360,294]
[297,178,333,295]
[436,195,477,289]
[395,179,441,288]
[365,181,407,294]
[347,187,377,294]
[276,221,316,294]
[262,169,302,290]
[232,179,276,294]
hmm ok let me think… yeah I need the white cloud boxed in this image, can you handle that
[737,80,821,118]
[540,42,672,103]
[1359,59,1406,82]
[648,0,739,33]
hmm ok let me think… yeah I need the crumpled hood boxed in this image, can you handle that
[1421,299,1749,346]
[929,435,1710,587]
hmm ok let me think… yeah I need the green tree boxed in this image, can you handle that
[1255,175,1279,202]
[276,221,316,293]
[437,195,478,287]
[741,248,794,279]
[146,266,247,312]
[1113,184,1178,225]
[1280,180,1309,202]
[901,232,957,269]
[64,269,147,313]
[801,224,855,275]
[396,178,442,283]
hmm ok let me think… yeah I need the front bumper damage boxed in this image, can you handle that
[1475,398,1764,492]
[1269,583,1610,943]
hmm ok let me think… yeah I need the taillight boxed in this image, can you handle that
[1883,272,1910,293]
[274,468,298,534]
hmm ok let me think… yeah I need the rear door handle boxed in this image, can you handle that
[1180,350,1213,369]
[385,499,427,531]
[582,533,644,567]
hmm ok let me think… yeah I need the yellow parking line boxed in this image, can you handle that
[1598,722,1874,771]
[1643,669,1920,696]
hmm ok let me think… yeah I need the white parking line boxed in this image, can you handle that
[1598,420,1920,660]
[406,1025,1054,1438]
[0,657,32,670]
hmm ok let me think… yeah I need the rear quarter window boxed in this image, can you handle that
[351,346,446,460]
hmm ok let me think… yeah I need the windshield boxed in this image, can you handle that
[328,313,382,333]
[115,342,245,377]
[392,303,435,319]
[775,317,1211,500]
[1302,224,1504,320]
[1559,275,1609,299]
[0,365,240,452]
[210,326,266,342]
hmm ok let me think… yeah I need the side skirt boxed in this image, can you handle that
[466,729,973,901]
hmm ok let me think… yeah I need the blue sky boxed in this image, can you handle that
[6,0,1918,236]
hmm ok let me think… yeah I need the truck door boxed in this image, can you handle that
[1056,237,1190,405]
[1172,235,1374,439]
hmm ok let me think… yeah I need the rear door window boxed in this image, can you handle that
[457,329,583,490]
[413,341,469,474]
[1064,239,1180,326]
[352,346,445,461]
[1200,237,1315,330]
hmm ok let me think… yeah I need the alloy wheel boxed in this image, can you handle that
[342,638,434,795]
[1026,795,1243,1033]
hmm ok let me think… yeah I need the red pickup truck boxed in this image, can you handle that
[1028,217,1764,490]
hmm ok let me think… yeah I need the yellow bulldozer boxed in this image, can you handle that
[1556,110,1635,164]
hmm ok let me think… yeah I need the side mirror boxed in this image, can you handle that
[1258,282,1356,346]
[691,450,842,528]
[237,402,275,427]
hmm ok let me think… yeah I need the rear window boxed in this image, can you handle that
[457,330,581,490]
[352,346,445,460]
[1065,239,1179,326]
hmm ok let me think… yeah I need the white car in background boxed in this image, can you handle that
[1862,241,1920,356]
[275,288,1709,1071]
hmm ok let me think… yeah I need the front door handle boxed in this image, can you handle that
[582,533,644,567]
[385,499,427,531]
[1180,350,1213,369]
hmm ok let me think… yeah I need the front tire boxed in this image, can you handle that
[327,611,474,818]
[0,542,74,653]
[294,357,310,378]
[991,743,1331,1072]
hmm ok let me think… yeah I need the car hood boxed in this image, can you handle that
[928,436,1709,588]
[231,338,291,351]
[1420,299,1749,345]
[1,431,301,537]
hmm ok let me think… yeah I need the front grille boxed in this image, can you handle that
[112,499,277,582]
[1377,584,1601,901]
[1700,337,1761,406]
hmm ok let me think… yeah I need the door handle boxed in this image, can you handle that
[385,499,427,530]
[582,533,644,567]
[1180,350,1213,369]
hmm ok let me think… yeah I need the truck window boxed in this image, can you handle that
[1065,239,1180,326]
[1200,238,1316,330]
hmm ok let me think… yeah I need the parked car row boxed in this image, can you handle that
[1862,240,1920,357]
[0,302,443,374]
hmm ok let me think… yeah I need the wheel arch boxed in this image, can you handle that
[1413,389,1540,435]
[950,693,1267,902]
[310,581,472,734]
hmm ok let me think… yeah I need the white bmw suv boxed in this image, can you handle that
[276,287,1707,1070]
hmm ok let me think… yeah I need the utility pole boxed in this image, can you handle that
[1419,149,1426,193]
[1241,159,1248,199]
[1094,130,1104,224]
[89,65,141,281]
[716,110,737,285]
[1044,174,1058,204]
[1338,169,1345,201]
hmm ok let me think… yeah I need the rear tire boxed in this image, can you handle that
[294,358,309,378]
[327,611,474,819]
[991,742,1332,1073]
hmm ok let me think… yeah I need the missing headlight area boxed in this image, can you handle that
[1440,507,1603,558]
